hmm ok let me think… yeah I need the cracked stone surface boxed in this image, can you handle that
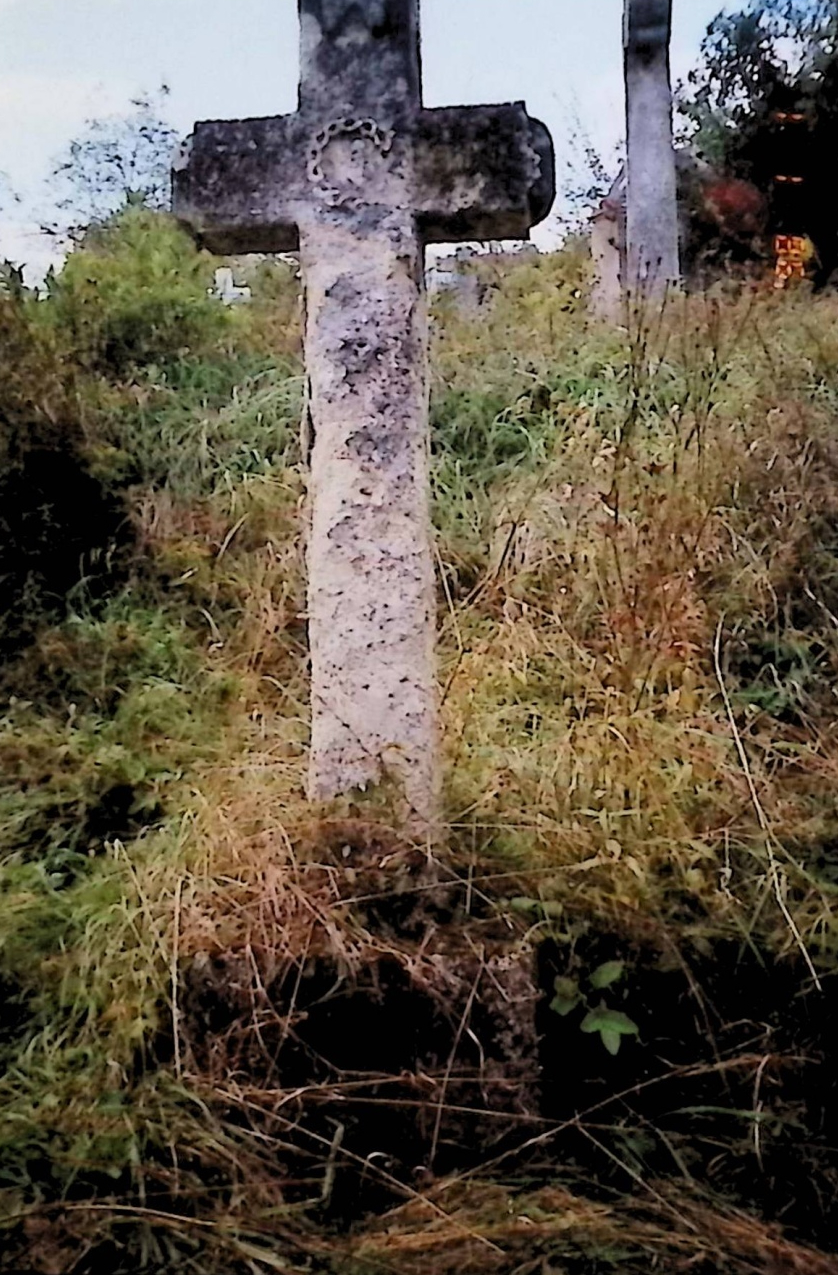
[174,0,555,828]
[301,204,436,818]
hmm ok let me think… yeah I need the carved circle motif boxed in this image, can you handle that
[307,116,395,210]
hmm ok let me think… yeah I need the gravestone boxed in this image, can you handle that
[623,0,680,297]
[213,267,252,305]
[173,0,554,829]
[590,171,625,321]
[426,251,484,310]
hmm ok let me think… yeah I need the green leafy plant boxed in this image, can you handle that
[549,960,640,1056]
[580,1004,640,1057]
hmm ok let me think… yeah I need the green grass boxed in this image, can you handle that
[88,354,303,496]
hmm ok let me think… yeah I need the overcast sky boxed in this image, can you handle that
[0,0,727,275]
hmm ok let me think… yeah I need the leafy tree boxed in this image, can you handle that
[557,104,621,236]
[45,88,179,240]
[679,0,837,163]
[679,0,838,284]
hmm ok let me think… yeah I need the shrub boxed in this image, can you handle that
[42,207,228,376]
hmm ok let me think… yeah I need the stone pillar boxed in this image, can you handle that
[624,0,680,297]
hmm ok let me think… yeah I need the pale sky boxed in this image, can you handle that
[0,0,727,275]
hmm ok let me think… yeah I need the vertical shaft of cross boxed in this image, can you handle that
[299,0,421,119]
[297,1,437,826]
[302,208,436,822]
[624,0,680,298]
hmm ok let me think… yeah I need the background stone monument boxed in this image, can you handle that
[623,0,680,298]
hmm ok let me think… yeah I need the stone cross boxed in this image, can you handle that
[173,0,554,829]
[623,0,680,297]
[213,267,252,305]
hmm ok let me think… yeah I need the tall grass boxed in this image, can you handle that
[1,217,838,1272]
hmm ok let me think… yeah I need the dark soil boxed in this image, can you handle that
[0,444,132,657]
[537,933,838,1250]
[179,867,838,1256]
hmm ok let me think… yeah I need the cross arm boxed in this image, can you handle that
[173,102,555,254]
[172,115,307,254]
[414,103,554,243]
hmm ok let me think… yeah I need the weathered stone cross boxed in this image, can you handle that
[174,0,554,828]
[624,0,680,297]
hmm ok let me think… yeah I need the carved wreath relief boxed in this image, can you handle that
[308,118,396,211]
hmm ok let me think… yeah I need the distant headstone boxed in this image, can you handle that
[590,174,625,321]
[623,0,680,298]
[426,257,483,309]
[174,0,554,828]
[213,267,252,305]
